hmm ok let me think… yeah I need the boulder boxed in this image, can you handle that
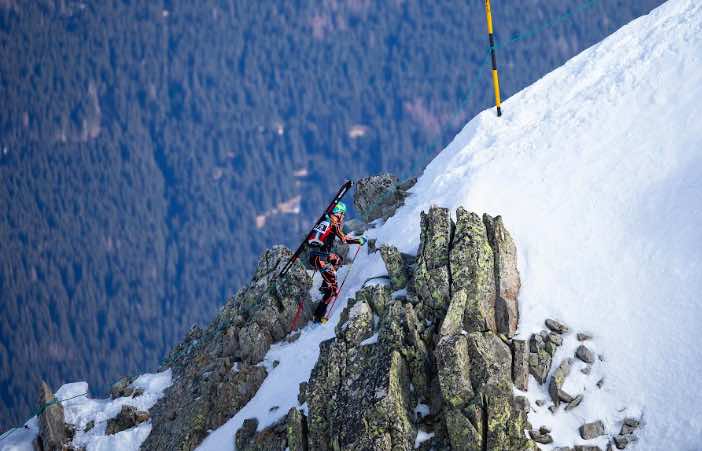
[574,446,602,451]
[545,319,569,334]
[380,245,409,291]
[105,405,149,435]
[565,394,584,411]
[37,381,67,451]
[549,358,573,407]
[483,214,520,337]
[579,420,606,440]
[577,332,593,341]
[576,345,596,364]
[353,174,415,223]
[528,333,552,385]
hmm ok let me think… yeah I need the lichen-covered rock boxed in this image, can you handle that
[37,381,67,451]
[380,244,409,290]
[483,214,521,337]
[412,207,451,312]
[353,174,416,223]
[528,333,553,384]
[142,245,308,451]
[580,420,606,439]
[451,208,496,333]
[549,358,574,407]
[512,340,529,391]
[110,377,134,399]
[286,408,308,451]
[307,339,415,451]
[337,301,374,346]
[435,335,473,408]
[355,283,390,318]
[105,405,150,435]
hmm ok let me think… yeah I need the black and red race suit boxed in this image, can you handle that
[307,214,362,319]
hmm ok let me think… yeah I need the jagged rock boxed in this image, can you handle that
[37,381,67,451]
[549,358,573,407]
[528,333,552,384]
[511,340,529,391]
[483,214,520,337]
[613,433,637,449]
[143,246,308,451]
[576,345,596,364]
[380,245,409,291]
[529,429,554,444]
[307,339,415,451]
[554,448,574,451]
[574,446,602,451]
[236,418,259,450]
[547,332,563,346]
[353,174,415,223]
[355,284,390,318]
[298,382,308,405]
[451,208,496,333]
[84,420,94,432]
[337,301,374,346]
[545,319,569,334]
[579,420,606,439]
[565,394,584,411]
[577,332,593,341]
[379,301,431,400]
[435,335,473,408]
[413,207,451,312]
[286,408,308,451]
[105,405,149,435]
[110,377,134,399]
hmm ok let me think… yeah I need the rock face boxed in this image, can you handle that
[353,174,416,223]
[141,246,312,451]
[37,382,67,451]
[269,206,535,451]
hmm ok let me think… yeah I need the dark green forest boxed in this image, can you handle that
[0,0,662,430]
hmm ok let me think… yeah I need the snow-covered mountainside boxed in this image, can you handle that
[2,0,700,450]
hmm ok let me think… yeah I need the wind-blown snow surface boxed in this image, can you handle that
[200,0,702,449]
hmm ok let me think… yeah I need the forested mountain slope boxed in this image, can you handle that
[0,0,662,429]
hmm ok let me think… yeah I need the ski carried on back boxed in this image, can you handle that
[278,179,353,278]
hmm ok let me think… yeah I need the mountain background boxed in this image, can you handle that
[0,0,663,430]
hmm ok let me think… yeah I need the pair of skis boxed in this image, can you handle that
[283,180,354,332]
[278,179,353,278]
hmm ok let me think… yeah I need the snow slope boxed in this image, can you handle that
[199,0,702,449]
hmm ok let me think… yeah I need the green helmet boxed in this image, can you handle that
[332,201,347,215]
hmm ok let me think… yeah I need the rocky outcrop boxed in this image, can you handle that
[288,206,534,451]
[141,246,313,451]
[353,174,416,223]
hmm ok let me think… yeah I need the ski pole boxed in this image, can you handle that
[289,269,317,332]
[324,244,362,321]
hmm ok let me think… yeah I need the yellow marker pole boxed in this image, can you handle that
[484,0,502,117]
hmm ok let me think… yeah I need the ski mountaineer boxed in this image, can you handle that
[307,201,366,323]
